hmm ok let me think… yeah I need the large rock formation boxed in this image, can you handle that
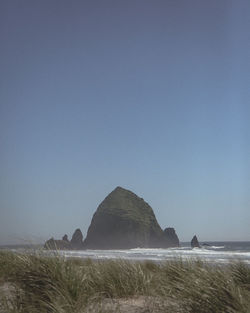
[83,186,179,249]
[191,235,200,248]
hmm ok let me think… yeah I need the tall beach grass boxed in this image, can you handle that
[0,250,250,313]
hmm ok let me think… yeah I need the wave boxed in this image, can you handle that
[206,246,225,249]
[39,246,250,265]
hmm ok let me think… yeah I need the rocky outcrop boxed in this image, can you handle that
[44,230,84,250]
[71,228,84,249]
[83,186,179,249]
[191,235,200,248]
[62,234,69,242]
[163,228,180,247]
[44,237,71,250]
[44,186,180,250]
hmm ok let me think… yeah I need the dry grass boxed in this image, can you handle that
[0,251,250,313]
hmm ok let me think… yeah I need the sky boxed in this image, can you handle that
[0,0,249,245]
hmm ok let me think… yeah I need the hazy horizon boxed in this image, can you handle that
[1,0,249,245]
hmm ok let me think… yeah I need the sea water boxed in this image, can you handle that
[55,241,250,265]
[3,242,250,265]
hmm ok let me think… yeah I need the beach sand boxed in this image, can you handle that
[0,282,178,313]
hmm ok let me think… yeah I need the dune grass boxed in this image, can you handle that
[0,251,250,313]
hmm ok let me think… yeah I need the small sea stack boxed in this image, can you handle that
[62,234,69,242]
[163,227,180,247]
[71,228,84,249]
[191,235,200,248]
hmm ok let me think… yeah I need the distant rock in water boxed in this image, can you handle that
[44,237,71,250]
[83,186,179,249]
[71,228,84,249]
[191,235,200,248]
[163,228,180,247]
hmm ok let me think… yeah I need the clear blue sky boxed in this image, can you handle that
[0,0,249,244]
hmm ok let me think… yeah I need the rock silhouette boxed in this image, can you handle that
[62,234,69,242]
[44,237,71,250]
[44,186,180,250]
[191,235,200,248]
[83,186,179,249]
[163,227,180,247]
[71,228,84,249]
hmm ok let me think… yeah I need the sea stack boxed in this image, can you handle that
[191,235,200,248]
[71,228,84,249]
[62,234,69,242]
[163,228,180,247]
[83,186,179,249]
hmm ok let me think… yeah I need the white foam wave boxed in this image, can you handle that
[208,246,225,249]
[42,247,250,265]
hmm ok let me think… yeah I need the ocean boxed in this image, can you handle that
[52,241,250,265]
[2,242,250,265]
